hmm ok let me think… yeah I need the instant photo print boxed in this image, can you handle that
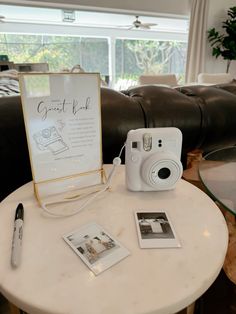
[63,222,130,275]
[134,211,181,249]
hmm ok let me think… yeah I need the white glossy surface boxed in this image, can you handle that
[198,146,236,215]
[0,165,228,314]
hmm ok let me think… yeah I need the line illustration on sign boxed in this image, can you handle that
[33,126,69,155]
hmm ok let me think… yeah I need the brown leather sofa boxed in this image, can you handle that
[1,83,236,202]
[104,84,236,162]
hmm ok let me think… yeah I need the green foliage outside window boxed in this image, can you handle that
[0,33,187,86]
[116,39,187,84]
[0,34,109,74]
[208,6,236,73]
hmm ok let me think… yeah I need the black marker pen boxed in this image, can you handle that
[11,203,24,268]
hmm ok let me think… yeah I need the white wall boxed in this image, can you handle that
[0,0,191,16]
[205,0,236,75]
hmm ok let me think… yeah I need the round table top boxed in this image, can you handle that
[0,165,228,314]
[198,146,236,215]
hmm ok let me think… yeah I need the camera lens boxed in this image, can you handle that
[141,153,183,190]
[158,167,171,179]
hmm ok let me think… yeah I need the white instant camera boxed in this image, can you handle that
[125,127,183,191]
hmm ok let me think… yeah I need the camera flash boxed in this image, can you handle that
[143,133,152,151]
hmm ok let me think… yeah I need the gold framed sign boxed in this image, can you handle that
[19,73,103,210]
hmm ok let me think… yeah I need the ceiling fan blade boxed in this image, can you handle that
[141,23,157,28]
[139,24,150,29]
[117,24,134,29]
[118,15,157,30]
[146,23,157,27]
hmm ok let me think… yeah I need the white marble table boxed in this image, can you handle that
[0,165,228,314]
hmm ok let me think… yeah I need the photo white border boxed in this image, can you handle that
[134,210,181,249]
[63,222,130,275]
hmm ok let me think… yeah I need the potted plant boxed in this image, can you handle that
[208,6,236,73]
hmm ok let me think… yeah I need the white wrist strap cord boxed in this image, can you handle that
[41,144,125,217]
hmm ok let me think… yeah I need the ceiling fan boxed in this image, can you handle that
[122,16,157,30]
[0,15,5,22]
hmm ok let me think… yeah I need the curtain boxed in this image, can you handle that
[185,0,209,83]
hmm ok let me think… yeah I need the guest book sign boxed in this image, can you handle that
[19,73,103,206]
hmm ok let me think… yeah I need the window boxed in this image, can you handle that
[0,34,109,75]
[116,39,187,88]
[0,4,188,89]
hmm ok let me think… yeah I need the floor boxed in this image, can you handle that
[0,294,27,314]
[0,294,10,314]
[194,270,236,314]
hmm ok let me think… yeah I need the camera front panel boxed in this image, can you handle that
[125,128,183,191]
